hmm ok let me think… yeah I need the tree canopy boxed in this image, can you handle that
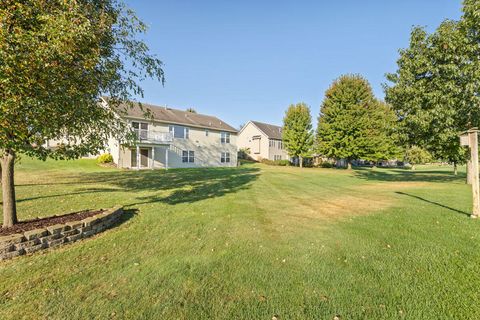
[317,75,399,168]
[384,1,480,168]
[405,146,433,170]
[282,103,314,168]
[0,0,164,226]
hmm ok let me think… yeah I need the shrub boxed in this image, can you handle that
[260,158,274,165]
[320,162,333,168]
[405,146,432,169]
[238,148,251,160]
[276,160,291,166]
[260,158,291,166]
[97,153,113,164]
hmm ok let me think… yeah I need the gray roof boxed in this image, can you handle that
[110,99,237,133]
[251,121,283,140]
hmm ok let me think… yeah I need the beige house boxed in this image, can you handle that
[103,99,238,169]
[237,121,289,161]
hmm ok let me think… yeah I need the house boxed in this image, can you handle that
[237,120,289,161]
[104,98,238,169]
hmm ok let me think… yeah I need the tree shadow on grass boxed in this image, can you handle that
[110,208,138,228]
[78,166,261,206]
[395,191,470,217]
[3,188,120,205]
[352,167,465,183]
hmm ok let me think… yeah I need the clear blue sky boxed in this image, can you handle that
[125,0,462,129]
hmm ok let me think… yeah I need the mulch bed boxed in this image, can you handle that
[0,209,104,237]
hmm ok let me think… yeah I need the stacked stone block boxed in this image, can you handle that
[0,206,123,261]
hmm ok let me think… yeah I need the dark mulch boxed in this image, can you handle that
[0,209,104,236]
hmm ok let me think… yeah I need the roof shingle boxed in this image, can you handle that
[109,99,237,133]
[251,121,283,139]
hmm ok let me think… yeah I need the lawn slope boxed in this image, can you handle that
[0,159,478,319]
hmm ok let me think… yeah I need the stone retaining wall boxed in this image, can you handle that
[0,206,123,261]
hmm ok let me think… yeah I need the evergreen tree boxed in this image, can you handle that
[317,75,398,169]
[282,103,314,168]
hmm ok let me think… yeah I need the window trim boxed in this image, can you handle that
[221,131,230,144]
[182,150,195,163]
[132,121,149,140]
[170,125,189,139]
[221,152,231,163]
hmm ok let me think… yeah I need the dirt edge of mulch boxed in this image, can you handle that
[0,209,105,237]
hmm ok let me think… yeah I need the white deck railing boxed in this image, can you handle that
[134,130,173,143]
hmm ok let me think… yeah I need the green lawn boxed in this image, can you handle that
[0,158,479,319]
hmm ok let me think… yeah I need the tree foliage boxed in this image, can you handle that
[0,0,164,226]
[405,146,433,170]
[384,1,480,166]
[317,75,399,168]
[282,103,314,168]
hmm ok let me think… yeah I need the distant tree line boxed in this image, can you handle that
[283,0,480,172]
[282,75,401,169]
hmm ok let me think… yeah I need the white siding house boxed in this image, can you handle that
[103,98,238,169]
[237,121,289,161]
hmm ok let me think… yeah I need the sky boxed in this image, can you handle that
[124,0,462,129]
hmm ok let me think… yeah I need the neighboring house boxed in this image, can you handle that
[237,120,289,161]
[105,99,238,169]
[48,98,238,169]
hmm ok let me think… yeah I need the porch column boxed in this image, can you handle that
[136,145,140,170]
[165,147,169,170]
[151,147,155,169]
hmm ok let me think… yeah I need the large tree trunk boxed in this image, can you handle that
[453,162,458,176]
[1,150,17,228]
[299,156,303,168]
[347,160,352,170]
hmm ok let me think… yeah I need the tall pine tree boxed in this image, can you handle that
[317,75,398,169]
[282,103,314,168]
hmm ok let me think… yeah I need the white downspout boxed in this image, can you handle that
[165,146,169,170]
[136,145,140,170]
[151,147,155,170]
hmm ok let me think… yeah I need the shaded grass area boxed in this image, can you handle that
[0,159,479,319]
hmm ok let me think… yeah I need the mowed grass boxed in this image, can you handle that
[1,158,479,319]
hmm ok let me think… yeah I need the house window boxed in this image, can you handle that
[269,140,274,147]
[182,150,195,163]
[274,155,282,161]
[221,132,230,144]
[132,121,148,139]
[169,125,189,139]
[221,152,230,163]
[278,141,282,149]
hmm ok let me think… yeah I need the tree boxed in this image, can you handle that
[405,146,433,170]
[0,0,164,227]
[317,75,399,169]
[282,103,314,168]
[186,108,197,113]
[385,1,480,175]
